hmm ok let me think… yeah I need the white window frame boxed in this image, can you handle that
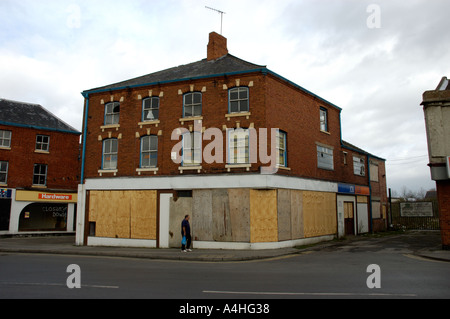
[0,130,12,148]
[33,164,47,186]
[102,138,118,170]
[140,135,158,168]
[320,107,328,132]
[277,130,287,167]
[182,131,202,166]
[183,92,202,118]
[227,128,250,164]
[229,87,249,113]
[104,102,120,125]
[35,135,50,152]
[142,97,160,121]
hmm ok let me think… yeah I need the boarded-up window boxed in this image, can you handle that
[370,162,379,182]
[371,200,381,219]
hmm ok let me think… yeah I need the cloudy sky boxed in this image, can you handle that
[1,0,449,194]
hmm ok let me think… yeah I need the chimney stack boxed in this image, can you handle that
[207,32,228,61]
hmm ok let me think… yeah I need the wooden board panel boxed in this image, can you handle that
[277,189,292,241]
[303,191,337,238]
[290,190,304,239]
[212,189,232,242]
[89,190,157,240]
[130,190,157,240]
[115,191,131,239]
[192,190,213,241]
[250,189,278,243]
[228,188,250,242]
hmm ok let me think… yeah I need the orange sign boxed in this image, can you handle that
[15,190,77,203]
[38,193,72,201]
[355,186,370,195]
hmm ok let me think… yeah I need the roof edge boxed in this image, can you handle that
[0,120,80,135]
[342,140,386,161]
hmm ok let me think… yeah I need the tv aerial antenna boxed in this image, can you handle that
[205,6,226,35]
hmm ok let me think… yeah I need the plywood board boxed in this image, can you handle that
[290,190,304,239]
[250,189,278,243]
[303,191,337,238]
[228,188,250,242]
[130,190,157,240]
[212,189,232,242]
[88,190,157,240]
[277,189,291,241]
[192,190,213,241]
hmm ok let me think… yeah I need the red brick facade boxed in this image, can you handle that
[83,73,386,186]
[437,180,450,249]
[0,124,80,190]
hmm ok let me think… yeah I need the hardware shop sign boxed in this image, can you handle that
[400,202,433,217]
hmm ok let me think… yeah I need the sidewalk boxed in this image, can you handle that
[0,232,449,262]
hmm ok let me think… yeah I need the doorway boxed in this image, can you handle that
[344,202,355,235]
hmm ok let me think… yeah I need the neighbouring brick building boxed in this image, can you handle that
[0,98,80,235]
[76,32,388,249]
[422,76,450,250]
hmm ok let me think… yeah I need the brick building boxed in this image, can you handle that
[422,77,450,249]
[0,98,80,235]
[76,32,387,249]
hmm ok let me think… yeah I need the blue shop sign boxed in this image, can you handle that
[338,183,355,194]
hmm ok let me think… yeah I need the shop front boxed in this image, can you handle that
[337,183,371,237]
[6,190,77,235]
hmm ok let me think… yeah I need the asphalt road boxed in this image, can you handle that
[0,232,449,301]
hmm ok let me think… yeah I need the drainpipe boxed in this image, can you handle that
[367,154,373,233]
[80,92,89,184]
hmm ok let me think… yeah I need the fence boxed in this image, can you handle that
[390,200,440,230]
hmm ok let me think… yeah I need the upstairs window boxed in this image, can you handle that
[0,161,8,184]
[36,135,50,152]
[142,97,160,121]
[104,102,120,125]
[182,131,202,166]
[277,130,287,167]
[102,139,118,170]
[229,87,249,113]
[353,156,365,176]
[33,164,47,186]
[0,130,11,148]
[320,107,328,132]
[183,92,202,117]
[317,145,334,170]
[140,135,158,168]
[228,128,249,164]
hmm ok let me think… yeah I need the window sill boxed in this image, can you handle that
[178,166,202,174]
[225,164,251,172]
[100,124,120,132]
[138,120,160,128]
[225,112,251,121]
[0,147,11,151]
[0,183,8,187]
[98,169,118,176]
[35,150,50,154]
[136,167,159,175]
[320,130,330,135]
[277,165,291,171]
[32,185,47,189]
[179,116,203,125]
